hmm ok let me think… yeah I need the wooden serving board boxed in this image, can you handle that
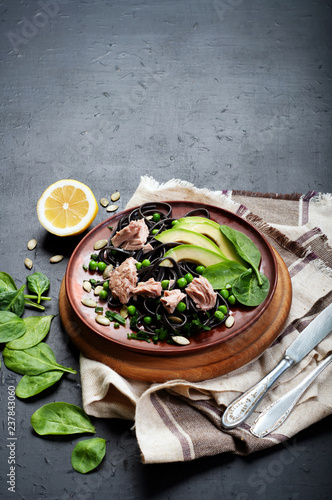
[59,250,292,383]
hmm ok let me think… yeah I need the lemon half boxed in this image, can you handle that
[37,179,99,237]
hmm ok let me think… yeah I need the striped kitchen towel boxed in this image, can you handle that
[80,176,332,464]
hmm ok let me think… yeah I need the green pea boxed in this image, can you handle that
[141,259,151,268]
[218,304,228,315]
[151,229,159,235]
[228,294,236,305]
[127,305,136,316]
[99,289,108,300]
[135,262,142,270]
[176,301,186,313]
[161,279,170,290]
[113,322,120,329]
[152,213,161,222]
[143,316,152,325]
[177,277,187,288]
[97,261,107,272]
[220,289,229,299]
[171,220,179,226]
[184,273,193,283]
[195,265,205,275]
[89,260,98,271]
[214,310,225,321]
[103,280,109,290]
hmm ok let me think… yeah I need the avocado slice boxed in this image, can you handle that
[159,244,227,268]
[174,219,247,266]
[154,227,227,257]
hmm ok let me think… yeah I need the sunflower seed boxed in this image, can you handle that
[27,238,37,251]
[225,315,235,328]
[103,264,113,279]
[172,336,190,346]
[120,305,128,318]
[95,315,111,326]
[94,285,103,296]
[82,280,92,293]
[106,204,119,213]
[24,258,33,270]
[100,198,109,207]
[50,255,64,263]
[94,239,108,250]
[81,298,98,308]
[111,191,120,202]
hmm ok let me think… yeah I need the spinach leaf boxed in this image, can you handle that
[0,285,26,317]
[202,261,247,290]
[3,342,77,375]
[27,272,50,304]
[6,315,54,350]
[219,226,263,285]
[16,370,63,399]
[232,268,270,306]
[31,402,96,435]
[71,438,106,473]
[0,272,17,292]
[0,311,26,343]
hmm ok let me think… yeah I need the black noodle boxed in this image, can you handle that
[96,203,229,344]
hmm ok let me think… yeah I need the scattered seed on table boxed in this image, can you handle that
[111,191,120,202]
[50,255,64,263]
[27,239,37,250]
[106,205,119,213]
[100,198,109,207]
[24,258,33,269]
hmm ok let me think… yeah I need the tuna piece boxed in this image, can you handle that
[133,278,162,299]
[186,276,217,311]
[111,219,149,251]
[160,289,186,314]
[109,257,138,304]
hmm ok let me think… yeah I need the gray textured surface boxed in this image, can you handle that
[0,1,331,499]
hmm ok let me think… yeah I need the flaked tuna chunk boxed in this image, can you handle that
[160,289,186,314]
[133,278,162,299]
[109,257,138,304]
[111,219,149,251]
[186,276,217,311]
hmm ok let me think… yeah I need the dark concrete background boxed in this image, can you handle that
[0,1,331,499]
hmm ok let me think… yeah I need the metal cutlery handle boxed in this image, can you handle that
[250,353,332,438]
[222,356,295,429]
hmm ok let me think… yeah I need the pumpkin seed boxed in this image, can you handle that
[27,239,37,251]
[172,336,190,346]
[95,315,111,326]
[24,258,33,270]
[83,281,92,293]
[111,191,120,202]
[100,198,109,207]
[106,205,119,213]
[225,315,235,328]
[168,316,183,324]
[103,264,113,279]
[120,305,128,319]
[50,255,64,264]
[81,298,98,308]
[94,285,103,296]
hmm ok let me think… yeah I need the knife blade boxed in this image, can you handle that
[222,303,332,429]
[250,352,332,437]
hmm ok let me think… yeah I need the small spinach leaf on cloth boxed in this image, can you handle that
[0,272,17,292]
[202,261,246,290]
[71,438,106,473]
[0,311,26,342]
[0,285,26,317]
[3,342,77,375]
[219,225,263,285]
[6,315,54,350]
[232,268,270,306]
[31,402,96,435]
[27,272,50,304]
[16,371,63,398]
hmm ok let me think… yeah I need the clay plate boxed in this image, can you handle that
[65,201,278,356]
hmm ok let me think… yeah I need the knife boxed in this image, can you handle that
[221,303,332,429]
[250,352,332,437]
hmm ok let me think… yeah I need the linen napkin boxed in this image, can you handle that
[80,176,332,464]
